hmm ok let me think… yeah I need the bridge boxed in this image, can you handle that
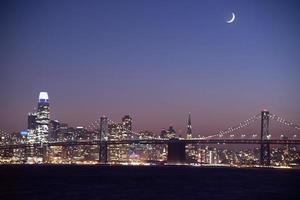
[0,110,299,166]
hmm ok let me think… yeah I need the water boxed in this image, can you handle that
[1,165,300,200]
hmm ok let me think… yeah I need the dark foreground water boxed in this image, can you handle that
[0,165,300,200]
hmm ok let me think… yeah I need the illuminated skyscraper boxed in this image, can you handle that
[36,92,50,143]
[122,115,132,139]
[108,123,123,163]
[160,129,168,139]
[186,113,192,139]
[160,126,176,139]
[49,120,60,141]
[122,115,132,131]
[27,112,37,143]
[121,115,133,163]
[167,126,176,139]
[28,113,37,130]
[186,112,196,163]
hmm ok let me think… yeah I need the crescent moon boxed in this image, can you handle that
[226,12,235,23]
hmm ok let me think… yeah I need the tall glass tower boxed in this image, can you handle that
[36,92,50,143]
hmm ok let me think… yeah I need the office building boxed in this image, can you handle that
[36,92,50,143]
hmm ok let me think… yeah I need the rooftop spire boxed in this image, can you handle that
[187,112,192,139]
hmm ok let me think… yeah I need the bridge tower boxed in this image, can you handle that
[260,110,270,166]
[99,141,107,164]
[167,139,186,164]
[99,116,108,164]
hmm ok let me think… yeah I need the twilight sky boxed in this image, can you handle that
[1,0,300,136]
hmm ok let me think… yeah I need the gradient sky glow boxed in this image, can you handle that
[1,0,300,135]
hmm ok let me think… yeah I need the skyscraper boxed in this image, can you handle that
[27,112,37,130]
[160,129,168,139]
[36,92,50,143]
[49,120,60,142]
[27,112,37,143]
[167,126,176,139]
[121,115,133,162]
[160,126,176,139]
[108,123,123,163]
[122,115,132,131]
[186,112,192,139]
[122,115,132,139]
[186,112,197,163]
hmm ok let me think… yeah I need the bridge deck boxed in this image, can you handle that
[1,139,300,149]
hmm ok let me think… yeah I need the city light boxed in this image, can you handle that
[0,92,299,167]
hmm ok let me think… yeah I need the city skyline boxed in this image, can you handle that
[1,0,300,134]
[1,95,299,166]
[2,91,298,140]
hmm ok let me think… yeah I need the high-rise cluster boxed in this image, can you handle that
[104,115,134,163]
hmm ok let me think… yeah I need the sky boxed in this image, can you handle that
[0,0,300,136]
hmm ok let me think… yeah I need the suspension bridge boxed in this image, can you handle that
[0,110,299,166]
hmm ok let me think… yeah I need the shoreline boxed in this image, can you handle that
[0,163,300,170]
